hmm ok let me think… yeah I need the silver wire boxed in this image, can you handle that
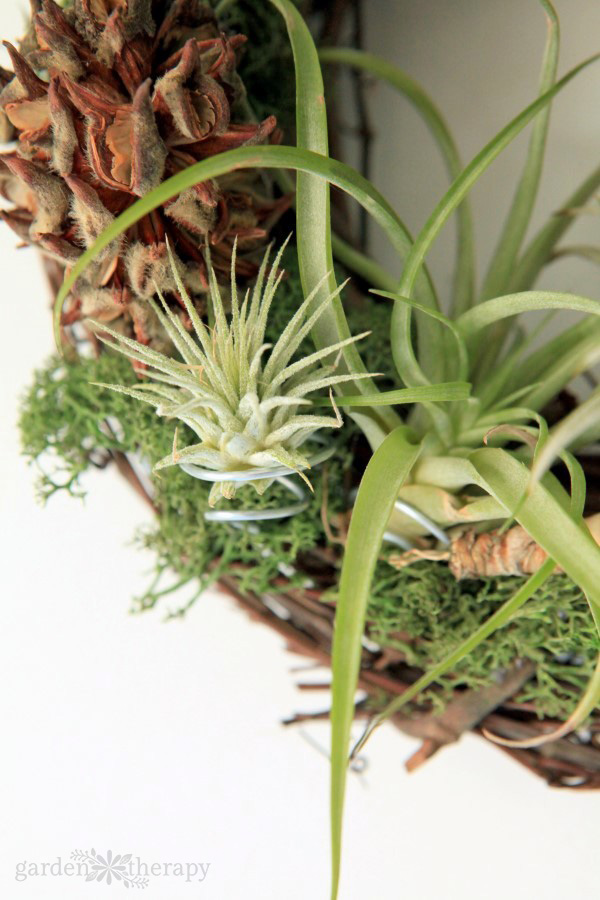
[180,442,336,523]
[179,443,336,484]
[204,476,308,522]
[393,499,451,546]
[180,442,448,547]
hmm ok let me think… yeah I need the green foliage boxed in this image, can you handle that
[19,251,380,612]
[90,240,375,505]
[329,426,421,892]
[21,345,597,718]
[22,250,392,498]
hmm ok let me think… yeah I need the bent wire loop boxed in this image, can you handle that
[179,442,336,523]
[347,489,450,552]
[179,443,450,608]
[180,443,450,550]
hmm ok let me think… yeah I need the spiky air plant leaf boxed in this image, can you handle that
[0,0,287,348]
[91,240,374,505]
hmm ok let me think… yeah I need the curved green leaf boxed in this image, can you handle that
[510,163,600,291]
[330,235,398,292]
[475,311,556,409]
[496,317,600,413]
[329,426,421,900]
[391,51,600,385]
[270,3,445,390]
[319,46,474,315]
[530,387,600,486]
[456,290,600,343]
[271,160,399,293]
[372,290,469,381]
[313,382,471,407]
[549,244,600,266]
[267,3,343,357]
[483,641,600,748]
[520,324,600,412]
[271,165,399,293]
[52,144,433,355]
[480,1,559,303]
[269,0,403,445]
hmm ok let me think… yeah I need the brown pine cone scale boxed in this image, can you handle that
[0,0,288,349]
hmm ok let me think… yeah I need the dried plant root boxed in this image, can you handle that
[389,513,600,580]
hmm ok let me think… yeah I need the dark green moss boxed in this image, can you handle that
[215,0,299,138]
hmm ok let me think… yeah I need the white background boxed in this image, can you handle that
[1,2,599,898]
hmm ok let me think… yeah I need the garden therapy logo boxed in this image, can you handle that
[15,849,211,887]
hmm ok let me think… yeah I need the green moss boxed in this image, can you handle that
[19,344,350,593]
[20,346,599,718]
[365,558,599,720]
[19,351,163,500]
[216,0,299,138]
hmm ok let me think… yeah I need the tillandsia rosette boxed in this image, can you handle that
[90,238,372,505]
[8,0,600,897]
[0,0,287,349]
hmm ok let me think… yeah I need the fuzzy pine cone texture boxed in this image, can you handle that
[0,0,286,348]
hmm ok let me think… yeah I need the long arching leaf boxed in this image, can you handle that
[269,0,433,442]
[480,1,559,303]
[52,145,432,355]
[456,290,600,344]
[319,46,475,315]
[267,3,365,393]
[329,426,421,900]
[390,51,600,386]
[510,163,600,291]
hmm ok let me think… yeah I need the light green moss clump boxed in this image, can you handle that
[20,347,598,718]
[366,559,598,720]
[19,346,351,611]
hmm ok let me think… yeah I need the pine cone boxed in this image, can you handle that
[0,0,287,348]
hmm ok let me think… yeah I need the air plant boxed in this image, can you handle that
[91,239,372,505]
[45,0,600,898]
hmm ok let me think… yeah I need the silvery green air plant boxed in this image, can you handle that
[91,240,373,506]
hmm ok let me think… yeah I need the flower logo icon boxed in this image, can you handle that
[71,849,149,888]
